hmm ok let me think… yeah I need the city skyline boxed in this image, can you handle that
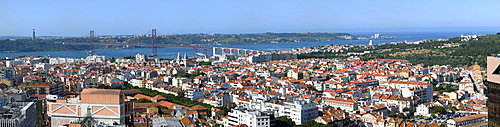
[1,0,500,36]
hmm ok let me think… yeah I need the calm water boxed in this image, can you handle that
[1,31,496,59]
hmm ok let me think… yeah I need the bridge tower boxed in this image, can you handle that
[89,30,95,55]
[193,46,198,57]
[151,29,157,56]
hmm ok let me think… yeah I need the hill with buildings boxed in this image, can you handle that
[0,32,355,53]
[298,33,500,68]
[56,32,356,45]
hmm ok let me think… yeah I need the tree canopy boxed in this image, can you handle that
[300,34,500,68]
[135,98,152,103]
[275,116,295,127]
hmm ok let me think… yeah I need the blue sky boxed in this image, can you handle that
[1,0,499,36]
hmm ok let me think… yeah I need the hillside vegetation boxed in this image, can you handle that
[58,32,355,45]
[300,34,500,68]
[0,32,354,53]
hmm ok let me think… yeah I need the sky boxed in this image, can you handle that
[1,0,500,36]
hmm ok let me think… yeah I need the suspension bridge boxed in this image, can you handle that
[62,29,270,56]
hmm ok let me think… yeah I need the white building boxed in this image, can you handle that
[85,55,106,63]
[5,60,24,67]
[248,53,297,63]
[279,101,318,125]
[415,103,431,117]
[129,78,144,88]
[223,107,272,127]
[48,57,76,64]
[136,54,146,62]
[382,80,433,103]
[264,100,318,125]
[324,98,358,113]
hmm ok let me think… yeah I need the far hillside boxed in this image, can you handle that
[299,33,500,68]
[0,32,355,53]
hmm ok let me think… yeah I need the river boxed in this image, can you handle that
[0,31,496,59]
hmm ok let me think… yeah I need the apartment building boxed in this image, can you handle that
[19,83,64,96]
[224,107,273,127]
[324,98,358,113]
[186,88,204,100]
[264,100,318,125]
[0,102,36,127]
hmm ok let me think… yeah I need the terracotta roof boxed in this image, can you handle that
[134,102,161,107]
[232,124,248,127]
[451,114,485,123]
[179,116,193,127]
[191,105,208,110]
[185,110,198,114]
[152,95,166,100]
[427,122,439,127]
[81,88,121,95]
[158,100,182,109]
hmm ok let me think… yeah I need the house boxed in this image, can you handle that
[415,102,432,117]
[212,107,225,118]
[361,113,385,127]
[191,105,209,119]
[179,116,196,127]
[314,108,349,127]
[386,117,404,127]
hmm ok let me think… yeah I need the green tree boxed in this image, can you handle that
[174,73,190,78]
[434,106,446,113]
[110,58,116,63]
[295,120,333,127]
[403,107,411,112]
[121,83,214,110]
[135,98,152,103]
[111,86,122,89]
[199,61,212,65]
[275,116,295,127]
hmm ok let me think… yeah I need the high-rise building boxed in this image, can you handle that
[0,102,36,127]
[32,29,35,40]
[487,56,500,126]
[223,107,273,127]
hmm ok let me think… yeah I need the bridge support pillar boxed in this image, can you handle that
[213,47,217,56]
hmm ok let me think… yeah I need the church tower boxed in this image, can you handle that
[183,52,188,66]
